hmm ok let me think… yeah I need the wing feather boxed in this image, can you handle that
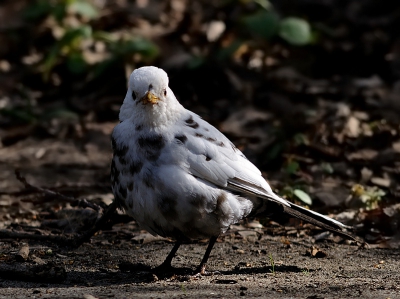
[181,111,290,207]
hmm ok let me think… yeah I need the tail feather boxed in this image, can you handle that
[282,203,357,241]
[250,195,358,242]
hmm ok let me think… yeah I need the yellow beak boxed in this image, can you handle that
[140,92,159,105]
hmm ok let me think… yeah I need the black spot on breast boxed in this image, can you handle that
[118,184,127,198]
[185,115,199,129]
[206,137,217,142]
[205,154,211,161]
[129,161,143,175]
[159,196,178,221]
[138,135,165,161]
[175,134,187,144]
[135,124,143,131]
[118,155,127,165]
[149,84,153,89]
[143,172,154,189]
[195,133,203,138]
[138,135,165,150]
[115,145,129,157]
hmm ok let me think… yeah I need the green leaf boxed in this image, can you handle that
[42,108,79,121]
[320,162,334,174]
[293,189,312,205]
[114,38,159,58]
[24,1,66,22]
[216,39,244,61]
[293,133,309,146]
[285,161,299,174]
[0,108,37,123]
[187,56,205,69]
[242,11,280,39]
[69,0,99,19]
[66,52,87,74]
[279,17,311,46]
[60,26,92,47]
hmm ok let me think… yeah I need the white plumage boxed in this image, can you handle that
[111,66,354,273]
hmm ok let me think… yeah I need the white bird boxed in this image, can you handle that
[111,66,355,274]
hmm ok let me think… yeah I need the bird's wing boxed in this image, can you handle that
[177,112,352,235]
[178,111,290,207]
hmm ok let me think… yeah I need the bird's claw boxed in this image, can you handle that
[194,264,220,276]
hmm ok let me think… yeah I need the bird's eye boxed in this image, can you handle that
[164,89,167,96]
[131,90,137,101]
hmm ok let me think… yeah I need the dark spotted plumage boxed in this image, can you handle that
[129,161,143,175]
[118,155,127,165]
[110,159,120,185]
[138,135,165,150]
[115,144,129,157]
[143,171,154,189]
[159,196,178,221]
[118,184,127,198]
[138,134,165,161]
[185,115,199,129]
[175,134,187,144]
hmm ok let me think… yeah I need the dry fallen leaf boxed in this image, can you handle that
[305,246,327,258]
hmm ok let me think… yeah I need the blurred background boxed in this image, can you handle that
[1,0,400,244]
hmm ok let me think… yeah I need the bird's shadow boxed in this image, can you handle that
[117,261,306,281]
[1,263,308,288]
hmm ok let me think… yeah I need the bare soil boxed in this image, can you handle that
[1,233,400,299]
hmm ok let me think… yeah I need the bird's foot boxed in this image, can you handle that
[194,264,220,276]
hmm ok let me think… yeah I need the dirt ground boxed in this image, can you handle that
[0,124,400,299]
[1,232,400,299]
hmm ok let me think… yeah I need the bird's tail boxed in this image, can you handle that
[281,202,357,241]
[250,196,358,242]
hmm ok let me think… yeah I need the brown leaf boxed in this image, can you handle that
[305,246,327,258]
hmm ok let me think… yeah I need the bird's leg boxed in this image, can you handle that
[153,240,181,272]
[195,236,218,275]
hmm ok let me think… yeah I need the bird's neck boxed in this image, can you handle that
[132,101,184,130]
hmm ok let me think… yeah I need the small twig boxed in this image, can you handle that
[14,170,102,211]
[0,229,75,245]
[0,201,118,248]
[71,200,118,248]
[2,171,118,248]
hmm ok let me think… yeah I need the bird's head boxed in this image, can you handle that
[119,66,182,126]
